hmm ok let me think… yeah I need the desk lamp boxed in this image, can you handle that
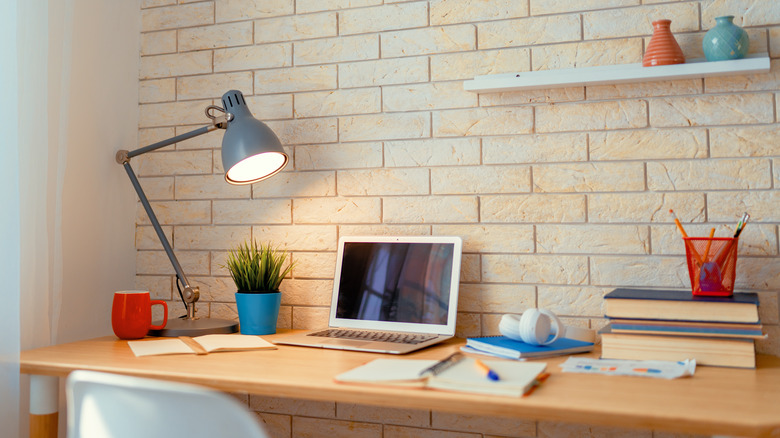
[116,90,288,336]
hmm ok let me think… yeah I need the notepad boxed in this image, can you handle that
[335,357,547,397]
[127,334,276,357]
[465,336,594,359]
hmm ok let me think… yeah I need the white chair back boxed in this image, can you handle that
[66,370,270,438]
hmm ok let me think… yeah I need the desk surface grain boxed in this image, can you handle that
[20,330,780,437]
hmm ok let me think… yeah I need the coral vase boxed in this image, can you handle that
[643,19,685,67]
[703,15,749,61]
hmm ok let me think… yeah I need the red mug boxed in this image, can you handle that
[111,290,167,339]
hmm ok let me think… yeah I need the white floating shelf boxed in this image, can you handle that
[464,53,770,93]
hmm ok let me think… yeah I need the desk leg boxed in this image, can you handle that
[29,375,59,438]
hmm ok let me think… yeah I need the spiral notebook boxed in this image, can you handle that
[335,357,548,397]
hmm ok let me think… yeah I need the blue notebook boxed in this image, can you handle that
[466,336,594,359]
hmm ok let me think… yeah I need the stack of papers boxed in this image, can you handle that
[560,357,696,379]
[463,336,594,360]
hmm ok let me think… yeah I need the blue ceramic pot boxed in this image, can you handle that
[703,15,749,61]
[235,291,281,335]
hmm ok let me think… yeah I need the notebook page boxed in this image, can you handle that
[193,334,275,352]
[128,338,194,357]
[334,359,436,385]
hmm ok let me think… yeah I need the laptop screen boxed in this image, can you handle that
[330,236,462,334]
[336,242,453,324]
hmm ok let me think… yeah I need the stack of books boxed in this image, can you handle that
[601,288,763,368]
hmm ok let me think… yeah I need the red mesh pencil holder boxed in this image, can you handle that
[683,237,738,297]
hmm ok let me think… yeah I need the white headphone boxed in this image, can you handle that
[499,309,594,346]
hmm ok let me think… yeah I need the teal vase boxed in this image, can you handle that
[235,291,281,335]
[703,15,749,61]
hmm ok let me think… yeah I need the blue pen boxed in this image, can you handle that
[474,359,500,381]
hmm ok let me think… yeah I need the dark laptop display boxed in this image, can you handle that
[336,242,454,325]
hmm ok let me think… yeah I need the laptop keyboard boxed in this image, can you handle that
[307,329,438,345]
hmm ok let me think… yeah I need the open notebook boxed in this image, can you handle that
[335,355,548,397]
[275,236,462,354]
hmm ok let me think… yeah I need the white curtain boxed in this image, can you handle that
[12,0,73,435]
[0,1,22,436]
[6,0,139,435]
[18,0,69,353]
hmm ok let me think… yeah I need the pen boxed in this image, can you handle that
[713,212,750,267]
[734,212,750,238]
[715,212,749,265]
[474,359,500,381]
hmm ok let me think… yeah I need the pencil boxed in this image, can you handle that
[702,228,716,262]
[671,209,702,265]
[524,372,550,397]
[669,209,689,238]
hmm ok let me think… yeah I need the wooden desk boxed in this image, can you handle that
[20,331,780,438]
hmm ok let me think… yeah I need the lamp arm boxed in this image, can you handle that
[121,124,217,162]
[122,161,200,318]
[116,122,226,320]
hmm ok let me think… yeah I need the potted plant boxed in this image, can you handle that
[224,240,294,335]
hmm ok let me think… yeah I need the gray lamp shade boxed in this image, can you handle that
[220,90,288,185]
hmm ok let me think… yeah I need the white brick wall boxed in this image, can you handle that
[138,0,780,436]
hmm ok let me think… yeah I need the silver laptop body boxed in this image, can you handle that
[275,235,462,354]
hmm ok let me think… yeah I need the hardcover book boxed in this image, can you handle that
[604,288,759,323]
[600,328,755,369]
[609,318,765,339]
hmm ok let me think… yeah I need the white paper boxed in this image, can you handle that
[334,359,435,384]
[127,334,275,357]
[194,334,275,352]
[560,357,696,379]
[128,338,194,357]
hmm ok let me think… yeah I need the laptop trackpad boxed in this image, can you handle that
[321,339,372,347]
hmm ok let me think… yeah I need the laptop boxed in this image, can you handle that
[275,235,462,354]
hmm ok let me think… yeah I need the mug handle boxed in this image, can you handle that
[149,300,168,330]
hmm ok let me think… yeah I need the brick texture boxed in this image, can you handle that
[137,0,780,436]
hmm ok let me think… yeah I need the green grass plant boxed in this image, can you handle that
[224,240,293,292]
